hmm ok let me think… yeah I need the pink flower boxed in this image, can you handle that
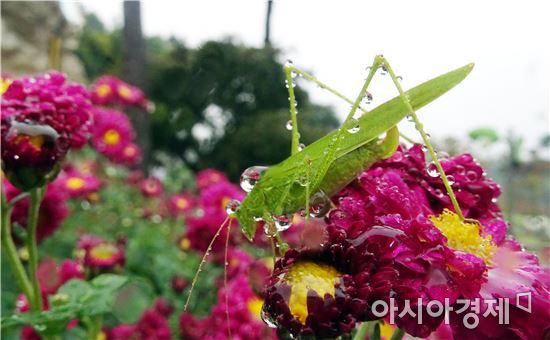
[3,178,69,242]
[91,108,134,161]
[76,235,125,274]
[58,167,101,199]
[199,180,245,212]
[1,72,92,190]
[139,177,164,197]
[90,75,151,110]
[37,257,84,295]
[108,309,171,340]
[118,142,142,166]
[167,192,195,216]
[196,169,227,190]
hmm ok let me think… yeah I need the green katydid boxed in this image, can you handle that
[235,55,474,241]
[183,55,474,313]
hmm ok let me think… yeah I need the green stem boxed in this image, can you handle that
[284,62,300,155]
[380,56,465,220]
[390,328,405,340]
[399,132,417,144]
[1,190,34,304]
[86,314,103,340]
[26,187,45,311]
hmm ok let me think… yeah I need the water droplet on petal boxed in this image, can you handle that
[446,175,455,186]
[225,199,240,215]
[427,163,440,177]
[240,166,268,192]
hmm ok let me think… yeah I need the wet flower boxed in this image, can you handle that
[90,75,151,110]
[138,176,164,197]
[196,168,227,189]
[3,178,69,242]
[449,240,550,340]
[91,108,135,162]
[58,167,101,199]
[262,225,414,338]
[1,72,92,190]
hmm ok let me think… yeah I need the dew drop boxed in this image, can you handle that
[362,91,373,104]
[253,216,264,222]
[346,118,360,134]
[298,143,306,151]
[427,163,440,177]
[285,120,293,131]
[309,191,331,218]
[272,214,292,232]
[379,65,388,76]
[396,75,403,82]
[225,199,240,215]
[446,175,455,186]
[240,166,268,192]
[466,170,478,181]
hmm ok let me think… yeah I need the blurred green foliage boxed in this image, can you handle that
[75,14,340,179]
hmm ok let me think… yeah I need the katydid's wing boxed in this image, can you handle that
[237,63,474,240]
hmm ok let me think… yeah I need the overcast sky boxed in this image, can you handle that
[62,0,549,151]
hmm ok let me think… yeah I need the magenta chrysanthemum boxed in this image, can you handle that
[58,167,101,199]
[90,75,151,110]
[1,72,92,190]
[90,108,134,161]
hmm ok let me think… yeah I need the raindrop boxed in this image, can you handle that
[298,143,306,151]
[272,214,292,232]
[346,118,360,134]
[309,191,331,218]
[225,199,241,215]
[446,175,455,186]
[466,170,478,181]
[253,216,264,222]
[290,71,298,79]
[286,120,293,131]
[396,75,403,82]
[284,59,294,68]
[240,166,268,192]
[406,115,414,122]
[362,91,373,104]
[427,163,440,177]
[379,65,388,76]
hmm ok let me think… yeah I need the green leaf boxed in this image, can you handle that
[237,63,474,239]
[1,275,128,335]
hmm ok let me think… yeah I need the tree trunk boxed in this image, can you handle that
[122,1,150,171]
[264,0,273,47]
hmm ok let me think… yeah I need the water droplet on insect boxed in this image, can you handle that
[347,118,360,134]
[379,65,388,76]
[427,163,440,177]
[406,115,414,122]
[225,199,240,215]
[298,143,306,151]
[396,75,403,82]
[309,191,331,218]
[290,71,298,79]
[272,214,292,232]
[285,120,293,131]
[284,59,294,68]
[362,91,373,105]
[240,166,268,192]
[253,216,264,222]
[421,145,428,153]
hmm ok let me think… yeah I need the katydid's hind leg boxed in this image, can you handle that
[283,60,301,155]
[379,56,465,220]
[183,217,230,312]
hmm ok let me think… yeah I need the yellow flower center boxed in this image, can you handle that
[1,78,12,95]
[16,134,44,150]
[96,331,107,340]
[96,84,111,98]
[430,209,496,264]
[176,198,188,209]
[179,238,191,251]
[284,261,340,324]
[247,297,264,320]
[117,85,132,99]
[90,244,118,261]
[103,129,120,145]
[66,177,85,190]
